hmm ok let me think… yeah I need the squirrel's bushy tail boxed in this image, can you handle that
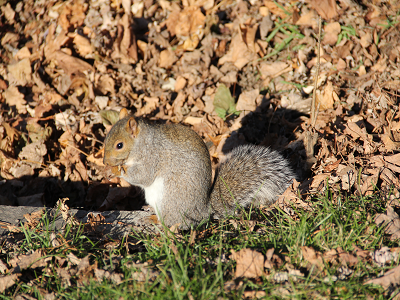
[209,144,295,218]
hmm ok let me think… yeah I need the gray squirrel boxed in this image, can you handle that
[103,108,295,229]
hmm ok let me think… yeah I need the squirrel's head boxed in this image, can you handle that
[103,108,140,166]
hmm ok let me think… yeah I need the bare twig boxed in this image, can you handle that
[311,16,322,127]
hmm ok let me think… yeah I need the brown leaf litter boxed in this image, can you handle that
[0,0,400,296]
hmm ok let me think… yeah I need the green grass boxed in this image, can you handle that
[0,188,396,299]
[262,19,305,60]
[336,25,357,46]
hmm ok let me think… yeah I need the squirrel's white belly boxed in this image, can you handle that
[143,177,164,217]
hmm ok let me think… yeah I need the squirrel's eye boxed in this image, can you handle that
[116,142,123,149]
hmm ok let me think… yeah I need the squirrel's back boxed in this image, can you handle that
[210,144,294,218]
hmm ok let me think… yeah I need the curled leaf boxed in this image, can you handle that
[100,110,120,126]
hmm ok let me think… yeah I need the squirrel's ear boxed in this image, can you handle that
[127,117,139,137]
[119,108,129,119]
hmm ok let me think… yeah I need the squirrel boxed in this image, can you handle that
[103,108,295,229]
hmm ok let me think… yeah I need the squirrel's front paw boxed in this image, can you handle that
[104,165,127,178]
[111,165,122,176]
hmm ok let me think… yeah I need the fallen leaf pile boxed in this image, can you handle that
[0,248,159,295]
[227,245,400,296]
[1,0,400,297]
[0,0,399,207]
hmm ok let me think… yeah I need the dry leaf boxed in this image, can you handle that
[56,50,93,75]
[361,174,379,196]
[72,33,93,57]
[0,259,8,274]
[244,24,258,53]
[58,0,87,30]
[111,14,138,64]
[180,33,201,51]
[0,274,19,293]
[236,89,259,111]
[371,247,399,266]
[259,14,273,40]
[166,6,205,38]
[324,159,341,172]
[19,141,47,165]
[76,255,91,275]
[7,58,32,86]
[323,22,341,45]
[359,30,372,48]
[264,248,283,269]
[309,174,329,190]
[344,121,370,141]
[97,75,115,96]
[34,103,53,118]
[337,41,354,59]
[55,198,80,226]
[23,209,45,227]
[301,246,324,270]
[263,1,290,19]
[218,31,258,70]
[371,55,388,73]
[56,267,72,287]
[3,85,27,114]
[94,268,123,284]
[307,0,338,19]
[14,47,31,60]
[337,248,359,267]
[380,168,400,193]
[0,78,8,90]
[232,248,264,278]
[184,116,203,125]
[67,252,81,265]
[384,154,400,173]
[375,206,400,241]
[1,3,15,24]
[381,133,400,152]
[354,246,370,260]
[317,81,335,110]
[11,250,44,272]
[174,76,187,91]
[243,291,266,299]
[87,150,104,167]
[159,49,178,69]
[296,10,318,28]
[365,264,400,290]
[336,165,356,191]
[323,249,338,264]
[259,61,291,78]
[128,262,160,282]
[337,58,347,70]
[140,96,159,115]
[0,122,19,155]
